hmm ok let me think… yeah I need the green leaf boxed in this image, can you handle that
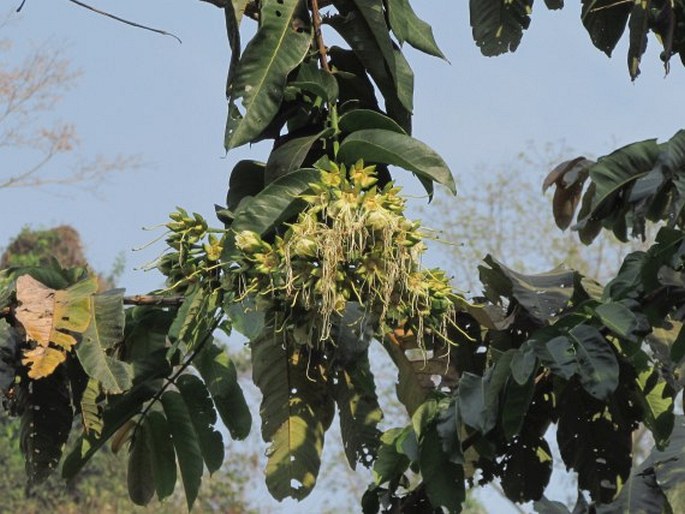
[372,428,411,485]
[386,0,445,59]
[510,345,537,385]
[500,434,553,503]
[479,256,575,323]
[338,129,455,194]
[76,289,133,394]
[224,168,320,261]
[265,129,332,183]
[347,0,411,111]
[225,0,312,149]
[328,6,412,132]
[161,391,204,510]
[568,324,619,400]
[290,62,339,102]
[0,319,19,392]
[338,109,407,135]
[470,0,534,56]
[145,411,177,501]
[252,331,333,500]
[594,301,645,342]
[501,374,536,440]
[127,421,155,506]
[635,368,674,450]
[194,341,252,440]
[177,374,225,474]
[581,0,631,57]
[419,424,466,512]
[167,285,220,354]
[330,353,383,470]
[226,160,266,213]
[627,0,650,80]
[19,369,72,486]
[80,377,103,436]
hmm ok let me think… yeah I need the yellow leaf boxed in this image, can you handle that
[15,274,98,378]
[21,346,66,379]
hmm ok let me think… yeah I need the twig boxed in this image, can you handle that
[123,294,184,306]
[67,0,182,43]
[310,0,331,73]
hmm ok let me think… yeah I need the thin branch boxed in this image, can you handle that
[310,0,331,73]
[123,294,184,306]
[67,0,182,44]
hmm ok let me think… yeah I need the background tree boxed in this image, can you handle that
[0,13,139,191]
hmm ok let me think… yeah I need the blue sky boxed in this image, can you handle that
[3,2,685,512]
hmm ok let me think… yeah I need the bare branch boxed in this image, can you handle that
[67,0,182,43]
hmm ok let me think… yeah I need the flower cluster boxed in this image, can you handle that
[232,160,460,347]
[156,207,222,293]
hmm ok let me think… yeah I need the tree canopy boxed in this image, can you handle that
[3,1,685,513]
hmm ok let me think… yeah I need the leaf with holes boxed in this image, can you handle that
[225,0,312,149]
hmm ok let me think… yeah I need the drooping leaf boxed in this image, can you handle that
[328,5,413,132]
[226,160,266,213]
[594,301,644,342]
[161,390,204,510]
[501,373,536,440]
[627,0,650,80]
[290,61,339,102]
[252,330,334,501]
[372,428,411,486]
[225,0,312,149]
[500,434,552,503]
[76,288,133,394]
[581,0,631,57]
[542,157,594,230]
[557,381,634,503]
[194,341,252,440]
[15,274,98,378]
[568,324,619,400]
[167,284,221,355]
[338,129,456,194]
[127,420,155,506]
[470,0,534,56]
[635,368,674,450]
[19,368,72,486]
[177,374,225,474]
[145,410,177,501]
[80,377,103,436]
[386,0,445,59]
[330,352,383,470]
[419,423,466,512]
[479,256,575,323]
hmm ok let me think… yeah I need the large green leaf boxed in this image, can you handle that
[347,0,412,111]
[330,353,383,470]
[127,420,155,506]
[225,160,266,213]
[161,391,204,510]
[145,410,177,501]
[177,374,225,474]
[500,434,552,503]
[470,0,534,56]
[252,331,333,500]
[371,428,411,486]
[225,0,312,149]
[338,109,406,135]
[224,168,320,261]
[265,129,332,183]
[419,424,466,512]
[581,0,631,57]
[328,4,413,131]
[194,341,252,440]
[501,373,536,440]
[386,0,445,59]
[557,381,633,503]
[594,301,644,342]
[76,288,133,394]
[19,368,72,486]
[479,256,575,323]
[338,129,455,194]
[568,324,619,400]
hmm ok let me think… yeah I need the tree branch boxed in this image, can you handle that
[310,0,331,73]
